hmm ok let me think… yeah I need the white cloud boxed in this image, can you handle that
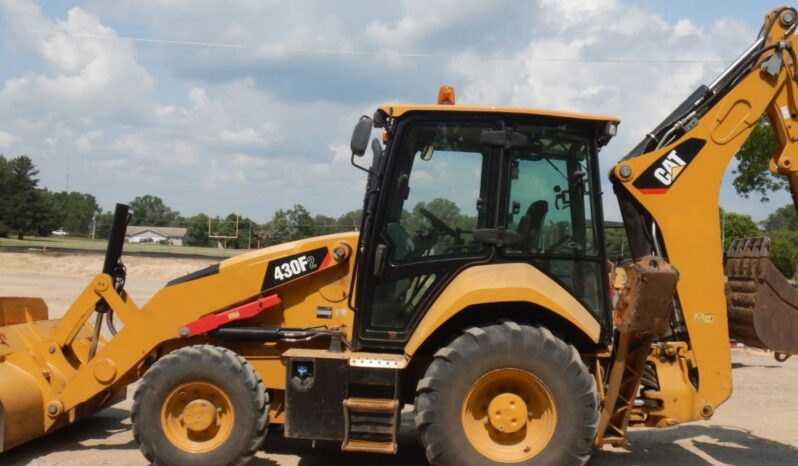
[0,130,16,148]
[75,130,102,152]
[216,125,274,147]
[0,1,154,118]
[0,0,787,221]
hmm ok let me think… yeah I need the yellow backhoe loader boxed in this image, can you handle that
[3,6,798,466]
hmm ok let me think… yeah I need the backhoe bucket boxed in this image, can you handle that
[726,237,798,355]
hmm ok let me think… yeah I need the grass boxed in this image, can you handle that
[0,236,242,258]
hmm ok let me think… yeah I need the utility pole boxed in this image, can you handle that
[721,210,726,249]
[91,213,97,239]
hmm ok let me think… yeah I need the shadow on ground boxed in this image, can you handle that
[4,410,797,466]
[590,424,798,465]
[255,413,426,466]
[2,407,137,465]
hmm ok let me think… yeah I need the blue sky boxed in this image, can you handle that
[0,0,793,222]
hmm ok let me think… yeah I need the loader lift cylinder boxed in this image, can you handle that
[89,203,129,359]
[103,203,130,278]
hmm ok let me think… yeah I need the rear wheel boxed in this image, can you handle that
[415,321,597,466]
[132,345,269,466]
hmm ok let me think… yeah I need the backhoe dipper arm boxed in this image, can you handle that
[610,7,798,421]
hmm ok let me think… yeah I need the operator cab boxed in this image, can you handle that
[350,87,620,350]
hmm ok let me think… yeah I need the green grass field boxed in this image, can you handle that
[0,236,241,258]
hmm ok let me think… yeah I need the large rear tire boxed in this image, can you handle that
[415,321,597,466]
[132,345,269,466]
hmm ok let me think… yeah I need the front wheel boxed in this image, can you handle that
[132,345,269,466]
[415,321,598,466]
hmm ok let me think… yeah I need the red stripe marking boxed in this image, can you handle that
[320,251,332,269]
[182,294,281,338]
[639,188,669,195]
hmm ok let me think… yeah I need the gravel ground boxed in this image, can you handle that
[1,251,797,466]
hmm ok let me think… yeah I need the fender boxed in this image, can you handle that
[404,263,601,357]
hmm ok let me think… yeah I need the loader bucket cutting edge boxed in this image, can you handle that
[0,297,114,453]
[726,237,798,355]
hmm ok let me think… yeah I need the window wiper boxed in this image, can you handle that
[543,156,568,181]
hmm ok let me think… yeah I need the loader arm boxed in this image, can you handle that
[610,7,798,423]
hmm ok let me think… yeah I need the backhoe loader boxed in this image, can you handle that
[3,6,798,466]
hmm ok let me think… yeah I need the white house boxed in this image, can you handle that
[125,226,188,246]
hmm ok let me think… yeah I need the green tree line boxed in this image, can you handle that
[2,135,796,274]
[0,155,361,248]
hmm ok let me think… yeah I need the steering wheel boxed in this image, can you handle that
[419,208,459,237]
[546,234,581,254]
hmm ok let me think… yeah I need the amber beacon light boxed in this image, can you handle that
[437,85,456,105]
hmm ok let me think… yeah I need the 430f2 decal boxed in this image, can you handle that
[262,247,331,290]
[633,138,706,194]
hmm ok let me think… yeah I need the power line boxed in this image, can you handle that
[0,26,732,65]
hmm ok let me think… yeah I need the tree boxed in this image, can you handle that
[94,210,115,239]
[732,117,786,201]
[286,204,313,238]
[260,209,302,246]
[720,209,760,251]
[336,209,362,232]
[0,155,52,239]
[761,204,798,232]
[768,230,798,278]
[604,228,629,261]
[185,213,212,247]
[310,214,338,236]
[50,191,101,236]
[129,195,179,227]
[0,156,10,237]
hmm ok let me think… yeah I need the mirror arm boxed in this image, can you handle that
[351,152,379,176]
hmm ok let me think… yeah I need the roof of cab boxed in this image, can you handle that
[377,104,620,124]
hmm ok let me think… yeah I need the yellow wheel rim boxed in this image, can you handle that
[161,382,235,453]
[461,368,557,463]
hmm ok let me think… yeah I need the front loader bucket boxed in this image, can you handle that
[726,237,798,355]
[0,297,120,453]
[0,297,51,452]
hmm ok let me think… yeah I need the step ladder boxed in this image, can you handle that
[342,397,400,454]
[341,352,404,454]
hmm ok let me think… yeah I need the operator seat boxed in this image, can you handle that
[516,200,548,253]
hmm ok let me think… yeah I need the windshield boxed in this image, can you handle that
[504,122,606,318]
[505,123,598,257]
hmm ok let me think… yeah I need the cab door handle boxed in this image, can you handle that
[373,244,388,277]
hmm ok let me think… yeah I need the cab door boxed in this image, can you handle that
[355,115,500,349]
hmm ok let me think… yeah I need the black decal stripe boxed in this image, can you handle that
[633,138,706,192]
[262,247,329,291]
[166,263,220,287]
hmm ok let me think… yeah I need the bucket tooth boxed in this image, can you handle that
[726,237,798,355]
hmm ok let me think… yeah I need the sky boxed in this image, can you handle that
[0,0,792,222]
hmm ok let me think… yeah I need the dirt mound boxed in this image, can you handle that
[0,252,217,281]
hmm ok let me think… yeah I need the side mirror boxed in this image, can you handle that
[420,145,434,161]
[371,138,383,172]
[351,116,373,157]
